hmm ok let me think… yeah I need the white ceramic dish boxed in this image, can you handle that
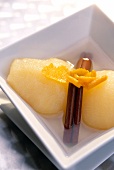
[0,5,114,170]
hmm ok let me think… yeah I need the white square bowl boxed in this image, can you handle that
[0,5,114,170]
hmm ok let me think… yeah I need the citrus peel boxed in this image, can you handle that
[42,63,70,83]
[42,63,108,89]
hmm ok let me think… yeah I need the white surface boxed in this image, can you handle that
[0,5,114,170]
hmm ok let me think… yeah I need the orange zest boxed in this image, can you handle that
[67,75,82,88]
[42,63,108,89]
[42,63,70,83]
[68,68,108,88]
[86,75,107,89]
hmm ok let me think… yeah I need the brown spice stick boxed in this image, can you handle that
[74,86,83,125]
[64,83,76,129]
[64,52,91,129]
[74,55,92,125]
[63,52,92,144]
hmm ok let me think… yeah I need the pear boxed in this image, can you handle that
[82,70,114,130]
[7,58,73,116]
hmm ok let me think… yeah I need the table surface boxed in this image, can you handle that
[0,0,114,170]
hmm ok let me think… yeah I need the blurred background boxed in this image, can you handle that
[0,0,114,170]
[0,0,114,49]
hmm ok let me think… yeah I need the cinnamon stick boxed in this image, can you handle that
[63,52,92,144]
[74,55,92,125]
[64,52,92,129]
